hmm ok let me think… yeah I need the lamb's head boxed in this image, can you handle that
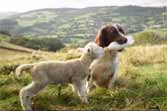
[78,42,104,59]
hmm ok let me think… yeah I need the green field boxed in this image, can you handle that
[0,33,167,110]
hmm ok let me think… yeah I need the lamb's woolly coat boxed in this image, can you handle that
[18,54,93,84]
[15,42,104,111]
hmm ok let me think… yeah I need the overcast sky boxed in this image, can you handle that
[0,0,167,12]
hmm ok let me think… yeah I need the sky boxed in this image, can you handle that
[0,0,167,12]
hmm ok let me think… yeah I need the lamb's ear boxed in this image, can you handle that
[77,47,91,54]
[77,48,84,52]
[77,48,88,53]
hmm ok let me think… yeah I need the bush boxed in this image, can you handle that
[0,30,11,36]
[9,37,65,52]
[134,30,167,45]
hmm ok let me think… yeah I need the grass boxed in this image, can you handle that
[134,28,167,45]
[1,29,167,110]
[18,11,58,27]
[0,43,167,110]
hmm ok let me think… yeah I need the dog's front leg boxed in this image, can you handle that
[108,56,118,89]
[108,70,118,88]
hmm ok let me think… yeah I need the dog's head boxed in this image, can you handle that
[95,24,128,48]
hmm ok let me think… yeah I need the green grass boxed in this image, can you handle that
[134,28,167,45]
[18,11,58,27]
[0,43,167,110]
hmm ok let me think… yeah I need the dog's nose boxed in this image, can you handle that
[124,38,128,43]
[117,38,127,44]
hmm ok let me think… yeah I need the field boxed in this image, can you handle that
[0,31,167,110]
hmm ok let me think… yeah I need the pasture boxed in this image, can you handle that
[0,32,167,110]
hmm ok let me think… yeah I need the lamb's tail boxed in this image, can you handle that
[15,64,34,77]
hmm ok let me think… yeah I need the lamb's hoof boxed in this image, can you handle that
[26,110,33,111]
[84,99,89,105]
[23,104,33,111]
[24,108,33,111]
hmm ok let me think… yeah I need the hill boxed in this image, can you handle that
[0,12,18,20]
[0,34,65,52]
[0,42,34,53]
[0,6,166,44]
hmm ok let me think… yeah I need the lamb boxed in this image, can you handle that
[15,42,104,111]
[87,36,134,91]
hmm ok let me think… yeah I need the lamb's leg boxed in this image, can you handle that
[19,81,48,111]
[71,84,78,95]
[86,75,95,93]
[73,81,89,104]
[58,85,62,97]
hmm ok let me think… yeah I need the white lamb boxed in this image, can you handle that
[15,42,104,111]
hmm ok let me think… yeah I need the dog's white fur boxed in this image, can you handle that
[15,42,104,111]
[87,36,134,91]
[108,35,134,50]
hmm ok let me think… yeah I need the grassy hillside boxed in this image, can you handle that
[0,44,167,110]
[0,6,166,44]
[0,34,65,52]
[134,28,167,45]
[1,29,167,110]
[0,42,34,53]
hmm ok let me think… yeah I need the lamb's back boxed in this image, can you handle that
[32,60,87,83]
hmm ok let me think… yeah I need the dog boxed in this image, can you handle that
[88,36,134,90]
[87,24,132,90]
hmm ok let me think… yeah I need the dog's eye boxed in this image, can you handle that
[111,30,117,35]
[118,28,125,34]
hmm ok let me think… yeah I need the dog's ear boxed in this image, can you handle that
[95,26,107,47]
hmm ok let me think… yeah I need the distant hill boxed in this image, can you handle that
[0,34,65,52]
[0,12,18,20]
[0,6,166,44]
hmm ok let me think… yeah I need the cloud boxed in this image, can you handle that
[0,0,166,12]
[143,0,167,6]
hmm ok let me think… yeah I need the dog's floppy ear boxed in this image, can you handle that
[95,26,107,47]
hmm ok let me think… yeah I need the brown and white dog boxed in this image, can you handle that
[95,24,127,48]
[87,24,133,91]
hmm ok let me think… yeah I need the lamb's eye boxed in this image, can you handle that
[87,48,90,52]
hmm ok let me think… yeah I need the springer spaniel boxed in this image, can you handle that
[87,24,130,90]
[95,24,127,48]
